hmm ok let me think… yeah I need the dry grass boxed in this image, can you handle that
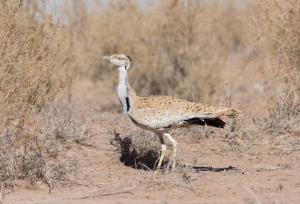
[0,99,89,190]
[0,0,299,189]
[0,0,80,189]
[249,0,300,135]
[71,0,246,101]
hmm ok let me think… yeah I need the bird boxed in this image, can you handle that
[102,54,240,171]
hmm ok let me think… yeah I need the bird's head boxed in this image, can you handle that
[102,54,132,70]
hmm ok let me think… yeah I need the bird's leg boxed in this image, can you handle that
[157,144,167,170]
[164,133,177,171]
[156,133,167,170]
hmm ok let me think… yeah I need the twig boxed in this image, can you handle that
[79,189,134,199]
[80,121,89,138]
[137,162,152,171]
[66,187,135,200]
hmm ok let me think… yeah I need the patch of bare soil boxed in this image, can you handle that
[5,81,300,204]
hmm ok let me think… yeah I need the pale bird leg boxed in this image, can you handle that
[157,144,167,170]
[164,133,177,171]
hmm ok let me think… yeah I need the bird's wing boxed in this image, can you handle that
[129,95,239,129]
[129,106,226,129]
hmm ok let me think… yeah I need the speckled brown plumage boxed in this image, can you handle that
[129,94,239,130]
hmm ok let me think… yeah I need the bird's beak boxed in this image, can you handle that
[102,56,110,60]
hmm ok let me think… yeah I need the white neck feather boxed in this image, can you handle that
[117,66,130,113]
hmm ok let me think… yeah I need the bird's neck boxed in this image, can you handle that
[117,66,136,113]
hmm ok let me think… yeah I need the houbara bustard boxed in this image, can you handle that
[102,54,240,171]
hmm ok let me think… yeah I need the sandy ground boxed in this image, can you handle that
[5,80,300,204]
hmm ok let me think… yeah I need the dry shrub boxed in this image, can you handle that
[251,0,300,67]
[72,0,246,102]
[0,99,89,189]
[0,0,78,188]
[249,0,300,135]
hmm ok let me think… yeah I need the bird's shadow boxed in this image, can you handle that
[111,132,236,173]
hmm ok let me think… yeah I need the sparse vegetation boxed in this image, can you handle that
[0,0,82,188]
[0,0,299,197]
[249,0,300,135]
